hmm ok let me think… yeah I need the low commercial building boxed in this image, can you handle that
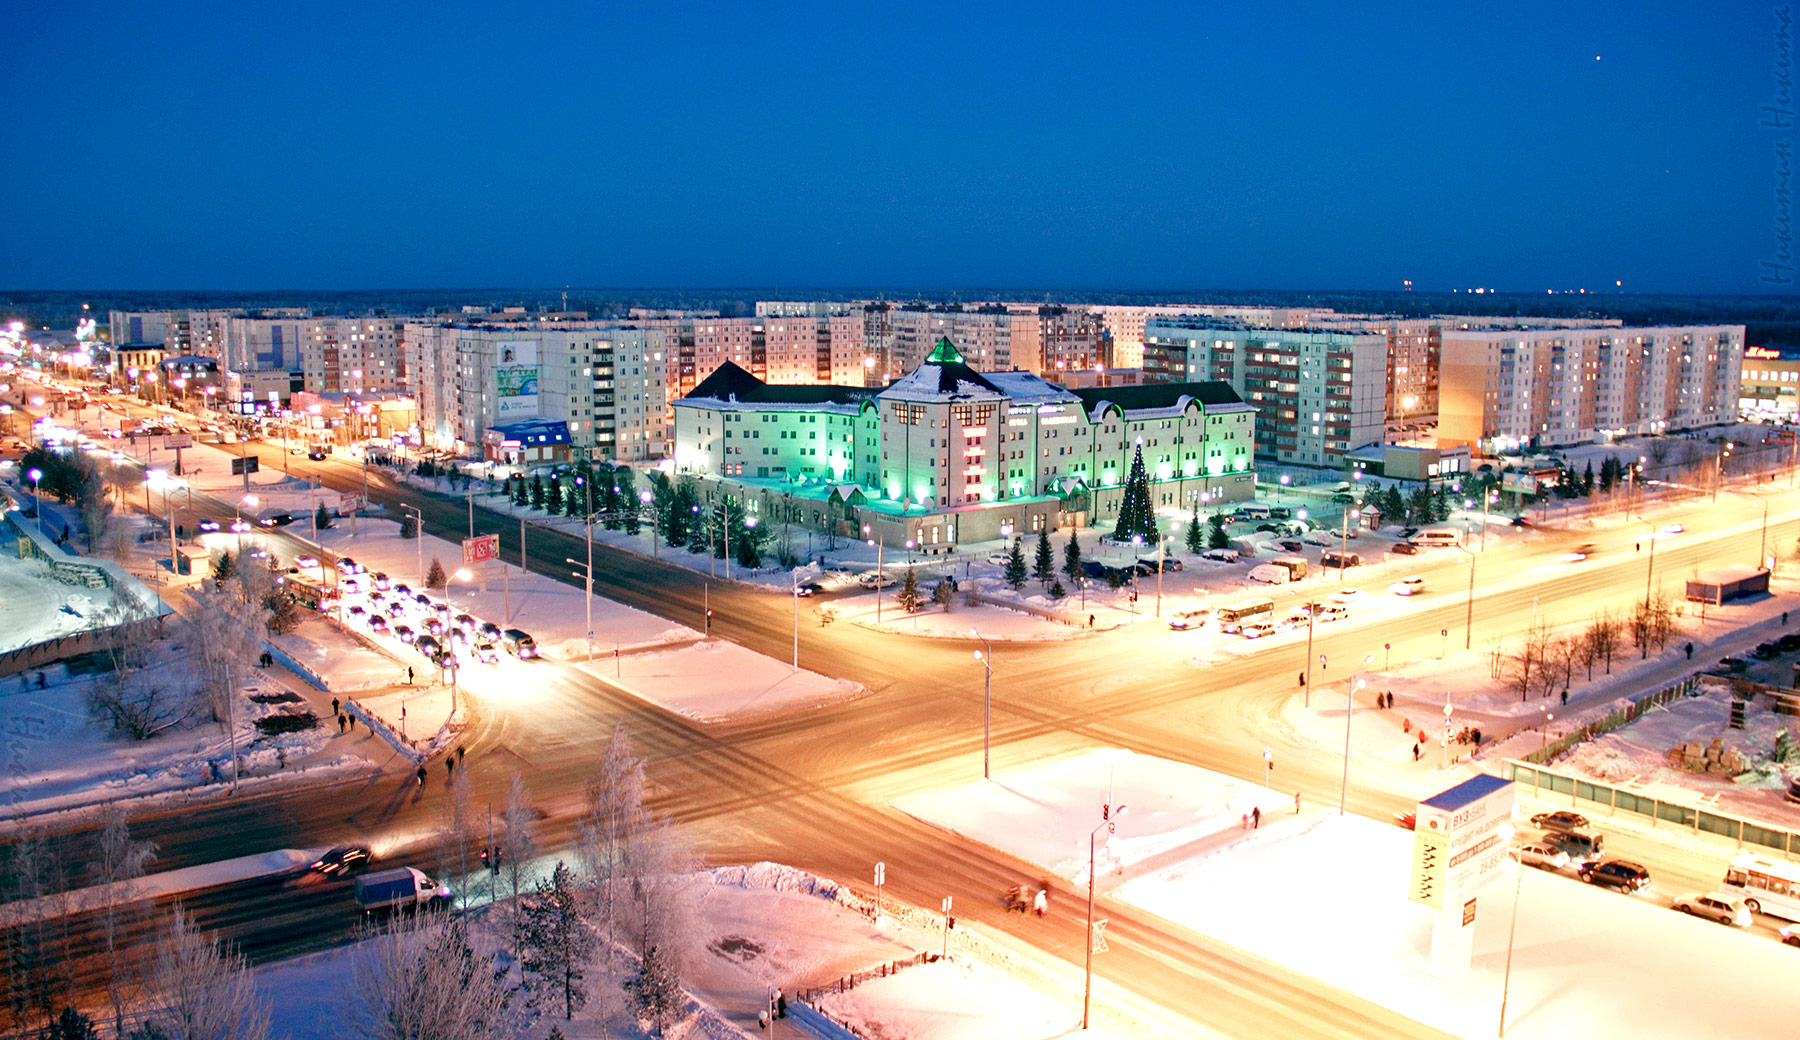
[1738,347,1800,419]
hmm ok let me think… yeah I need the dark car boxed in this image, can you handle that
[794,582,824,597]
[1512,516,1534,528]
[1578,859,1650,892]
[257,512,295,528]
[1717,657,1748,674]
[1779,633,1800,653]
[1752,642,1780,660]
[1255,522,1282,533]
[479,621,502,641]
[1270,507,1292,520]
[307,449,327,461]
[502,629,537,659]
[310,844,373,876]
[1530,810,1590,833]
[1279,539,1305,552]
[372,572,391,591]
[1398,527,1420,539]
[1391,542,1419,555]
[415,634,442,656]
[393,583,412,597]
[197,518,221,532]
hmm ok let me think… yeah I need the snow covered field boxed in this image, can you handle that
[573,639,863,723]
[256,862,1142,1040]
[0,546,126,653]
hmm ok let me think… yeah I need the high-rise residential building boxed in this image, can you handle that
[1437,324,1745,453]
[220,314,311,376]
[671,338,1255,545]
[1092,305,1325,368]
[635,313,868,396]
[1143,319,1388,467]
[109,310,173,349]
[303,316,407,394]
[405,322,670,461]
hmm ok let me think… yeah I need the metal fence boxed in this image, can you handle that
[1520,675,1702,765]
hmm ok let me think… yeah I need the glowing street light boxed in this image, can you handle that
[26,466,42,537]
[972,628,993,779]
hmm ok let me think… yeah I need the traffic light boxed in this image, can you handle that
[705,608,714,633]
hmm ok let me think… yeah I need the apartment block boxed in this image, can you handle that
[303,316,407,394]
[1437,324,1745,452]
[636,313,868,396]
[1143,319,1387,466]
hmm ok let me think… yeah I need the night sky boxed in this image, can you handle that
[2,1,1780,293]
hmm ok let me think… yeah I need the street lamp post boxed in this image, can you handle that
[1342,666,1369,815]
[1714,441,1733,503]
[1339,507,1360,580]
[640,489,656,559]
[447,568,471,714]
[972,629,993,779]
[26,467,42,538]
[567,556,593,661]
[402,505,424,586]
[1083,805,1127,1031]
[863,525,885,624]
[1644,528,1657,611]
[1460,555,1477,650]
[1481,490,1496,552]
[1498,835,1525,1037]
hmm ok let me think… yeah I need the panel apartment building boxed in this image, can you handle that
[1142,319,1388,468]
[671,338,1256,545]
[406,321,670,462]
[1437,324,1745,453]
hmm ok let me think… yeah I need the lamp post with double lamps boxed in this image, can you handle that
[25,467,42,537]
[863,524,885,624]
[1083,804,1127,1031]
[568,556,594,662]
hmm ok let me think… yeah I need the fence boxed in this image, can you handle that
[0,617,168,680]
[1520,674,1702,765]
[1502,757,1800,859]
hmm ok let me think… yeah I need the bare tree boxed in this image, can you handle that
[348,917,513,1040]
[436,767,478,913]
[500,771,540,910]
[135,905,270,1040]
[623,815,695,1037]
[1586,611,1622,675]
[189,580,267,789]
[87,586,192,740]
[1,831,74,1032]
[87,809,157,1037]
[1499,618,1557,702]
[576,726,649,1038]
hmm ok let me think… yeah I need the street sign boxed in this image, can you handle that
[1408,774,1514,910]
[463,533,499,565]
[162,433,192,449]
[338,493,362,516]
[230,456,259,476]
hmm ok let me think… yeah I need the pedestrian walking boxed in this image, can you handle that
[1785,612,1791,626]
[775,989,787,1019]
[1089,614,1095,628]
[1241,812,1250,829]
[456,745,465,764]
[348,712,356,731]
[337,714,346,734]
[1298,671,1306,687]
[407,666,414,685]
[1033,888,1048,917]
[1412,743,1421,762]
[1684,641,1694,660]
[446,757,455,778]
[1560,689,1568,706]
[416,765,426,787]
[331,697,340,716]
[1294,791,1302,814]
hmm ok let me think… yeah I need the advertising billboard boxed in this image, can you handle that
[1408,773,1514,910]
[463,534,499,565]
[494,341,539,419]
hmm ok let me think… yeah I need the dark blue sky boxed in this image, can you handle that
[2,1,1780,292]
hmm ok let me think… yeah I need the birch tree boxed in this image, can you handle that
[88,809,158,1037]
[500,771,540,910]
[135,906,270,1040]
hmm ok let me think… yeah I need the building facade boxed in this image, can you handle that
[303,317,407,394]
[1437,324,1745,452]
[1143,320,1388,467]
[671,338,1255,545]
[1738,347,1800,419]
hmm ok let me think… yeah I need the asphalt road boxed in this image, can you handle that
[12,387,1800,1037]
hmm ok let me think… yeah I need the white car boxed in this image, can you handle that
[857,572,896,589]
[1167,609,1210,631]
[1389,576,1426,596]
[1239,621,1276,639]
[292,555,320,570]
[1199,548,1240,562]
[1659,522,1685,535]
[1329,587,1364,603]
[1671,891,1751,928]
[1316,604,1349,623]
[1509,841,1570,872]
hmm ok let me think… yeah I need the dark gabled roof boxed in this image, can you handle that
[883,338,1003,398]
[1072,381,1244,414]
[683,360,876,406]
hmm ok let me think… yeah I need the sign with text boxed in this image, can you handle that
[1408,774,1514,910]
[230,456,259,476]
[463,533,499,565]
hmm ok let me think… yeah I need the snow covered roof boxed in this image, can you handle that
[879,338,1005,401]
[1073,381,1246,421]
[681,361,876,410]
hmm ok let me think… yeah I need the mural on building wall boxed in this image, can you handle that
[495,341,540,418]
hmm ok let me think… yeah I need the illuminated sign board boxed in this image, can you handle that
[1409,774,1514,910]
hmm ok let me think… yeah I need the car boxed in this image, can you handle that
[338,557,364,574]
[393,583,412,597]
[413,594,433,609]
[257,512,295,528]
[392,624,415,643]
[197,518,221,532]
[1240,621,1277,639]
[479,622,502,641]
[1559,543,1597,563]
[1781,923,1800,947]
[289,446,304,455]
[1577,858,1649,892]
[1779,633,1800,653]
[1329,588,1363,603]
[1511,516,1534,528]
[369,590,387,607]
[858,572,896,589]
[1510,841,1571,871]
[1270,507,1292,520]
[308,449,327,461]
[1671,891,1751,927]
[1317,604,1349,623]
[1255,523,1282,533]
[385,601,407,619]
[1660,522,1685,535]
[794,582,824,597]
[1545,830,1605,863]
[986,551,1013,565]
[372,572,391,591]
[422,617,445,636]
[1302,532,1333,546]
[1331,492,1355,503]
[1394,810,1416,830]
[1167,609,1211,631]
[1389,576,1426,596]
[1717,656,1749,674]
[1752,642,1781,660]
[1139,557,1181,572]
[473,642,500,664]
[1530,810,1590,833]
[502,629,537,659]
[340,576,361,594]
[1397,527,1420,539]
[1390,542,1420,555]
[453,613,478,634]
[415,634,442,656]
[367,615,389,634]
[310,844,374,876]
[1199,548,1240,563]
[293,555,319,570]
[1279,539,1305,552]
[346,605,367,619]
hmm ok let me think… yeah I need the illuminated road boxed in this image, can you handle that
[14,386,1800,1036]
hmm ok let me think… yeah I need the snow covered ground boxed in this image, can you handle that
[0,848,316,928]
[573,640,863,723]
[0,544,127,653]
[269,618,403,692]
[897,748,1283,887]
[255,862,1146,1040]
[897,746,1794,1040]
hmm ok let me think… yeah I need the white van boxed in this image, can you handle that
[1236,504,1273,520]
[1411,528,1462,548]
[1248,563,1294,585]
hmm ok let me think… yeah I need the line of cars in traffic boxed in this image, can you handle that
[313,556,537,668]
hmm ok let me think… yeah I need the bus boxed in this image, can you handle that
[1410,528,1463,548]
[1215,598,1275,634]
[1720,853,1800,921]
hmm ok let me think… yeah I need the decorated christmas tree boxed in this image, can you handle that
[1110,444,1158,544]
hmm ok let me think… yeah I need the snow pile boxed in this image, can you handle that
[583,639,864,722]
[816,957,1134,1040]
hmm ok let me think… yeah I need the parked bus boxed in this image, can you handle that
[1215,598,1275,634]
[1721,853,1800,921]
[1410,528,1463,548]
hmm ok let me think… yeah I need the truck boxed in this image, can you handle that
[1249,555,1308,584]
[1271,555,1308,581]
[353,867,449,915]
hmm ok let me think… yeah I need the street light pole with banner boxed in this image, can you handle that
[462,533,499,566]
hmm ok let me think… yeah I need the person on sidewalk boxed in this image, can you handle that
[337,714,346,734]
[331,697,340,716]
[446,757,455,778]
[407,666,414,685]
[1294,791,1302,814]
[415,765,426,787]
[1033,888,1048,917]
[1252,806,1261,829]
